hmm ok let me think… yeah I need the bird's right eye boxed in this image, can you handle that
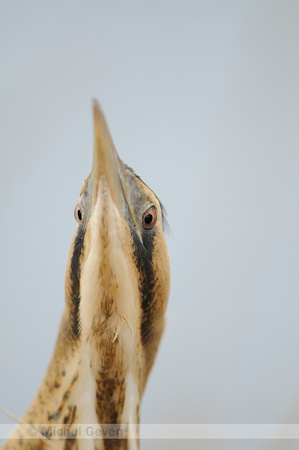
[74,205,83,224]
[142,206,157,230]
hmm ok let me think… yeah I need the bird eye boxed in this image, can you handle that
[142,206,157,230]
[74,205,83,223]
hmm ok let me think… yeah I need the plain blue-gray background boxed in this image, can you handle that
[1,2,299,449]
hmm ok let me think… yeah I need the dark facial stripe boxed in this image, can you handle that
[69,226,85,337]
[131,229,156,346]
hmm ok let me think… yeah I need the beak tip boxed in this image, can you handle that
[93,99,102,123]
[91,101,123,210]
[92,98,100,109]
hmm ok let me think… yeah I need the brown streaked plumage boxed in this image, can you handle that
[2,101,170,450]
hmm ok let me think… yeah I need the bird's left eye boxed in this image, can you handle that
[142,206,157,230]
[74,205,83,223]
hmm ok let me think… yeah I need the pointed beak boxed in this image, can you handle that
[91,100,124,210]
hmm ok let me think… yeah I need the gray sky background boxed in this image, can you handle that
[1,2,299,449]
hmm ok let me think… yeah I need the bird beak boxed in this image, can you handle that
[91,100,124,210]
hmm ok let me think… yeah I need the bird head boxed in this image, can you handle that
[64,101,170,392]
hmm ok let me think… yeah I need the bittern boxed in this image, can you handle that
[2,102,170,449]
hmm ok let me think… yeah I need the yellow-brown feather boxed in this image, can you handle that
[2,114,170,450]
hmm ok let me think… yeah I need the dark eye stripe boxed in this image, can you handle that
[69,226,85,337]
[130,226,156,346]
